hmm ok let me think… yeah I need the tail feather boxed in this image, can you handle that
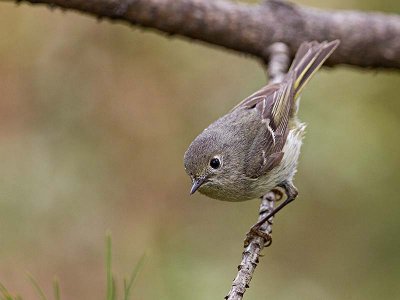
[289,40,340,98]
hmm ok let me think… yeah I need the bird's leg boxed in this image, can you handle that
[255,181,298,227]
[244,181,298,246]
[244,192,274,247]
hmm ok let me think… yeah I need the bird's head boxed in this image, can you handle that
[183,131,227,195]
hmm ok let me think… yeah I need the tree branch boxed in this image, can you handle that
[266,42,290,84]
[225,43,290,300]
[225,192,276,300]
[8,0,400,70]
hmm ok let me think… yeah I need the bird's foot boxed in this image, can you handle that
[244,224,272,247]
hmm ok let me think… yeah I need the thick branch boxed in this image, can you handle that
[8,0,400,70]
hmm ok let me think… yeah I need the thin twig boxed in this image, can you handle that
[225,192,276,300]
[225,43,290,300]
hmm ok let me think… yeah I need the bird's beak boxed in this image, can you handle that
[190,177,206,195]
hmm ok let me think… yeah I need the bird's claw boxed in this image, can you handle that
[244,225,272,247]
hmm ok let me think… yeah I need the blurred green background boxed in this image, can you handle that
[0,0,399,299]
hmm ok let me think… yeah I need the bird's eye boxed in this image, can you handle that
[210,157,221,169]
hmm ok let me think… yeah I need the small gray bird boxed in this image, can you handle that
[184,41,339,222]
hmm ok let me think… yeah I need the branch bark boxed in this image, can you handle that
[225,43,290,300]
[225,192,276,300]
[8,0,400,70]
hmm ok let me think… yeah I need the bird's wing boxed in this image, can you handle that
[234,74,296,178]
[232,41,339,178]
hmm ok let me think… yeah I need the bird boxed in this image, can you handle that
[184,40,340,225]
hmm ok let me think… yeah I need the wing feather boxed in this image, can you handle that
[232,40,339,178]
[235,74,296,178]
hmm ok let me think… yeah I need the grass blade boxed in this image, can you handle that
[106,232,114,300]
[0,281,9,294]
[123,254,146,300]
[53,278,60,300]
[27,273,47,300]
[0,281,13,300]
[112,277,116,300]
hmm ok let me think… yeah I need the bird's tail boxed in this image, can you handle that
[289,40,340,99]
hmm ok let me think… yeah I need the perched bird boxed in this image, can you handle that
[184,41,339,222]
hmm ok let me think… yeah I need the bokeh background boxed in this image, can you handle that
[0,0,399,299]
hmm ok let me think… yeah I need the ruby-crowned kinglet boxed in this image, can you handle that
[184,41,339,211]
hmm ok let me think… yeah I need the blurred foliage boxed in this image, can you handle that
[0,234,144,300]
[0,0,399,299]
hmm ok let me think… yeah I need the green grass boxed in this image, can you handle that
[0,233,145,300]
